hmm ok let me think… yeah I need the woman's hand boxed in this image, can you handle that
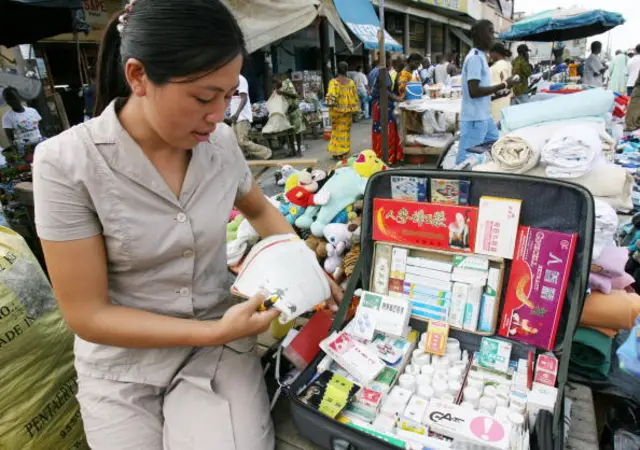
[219,291,280,342]
[324,274,344,312]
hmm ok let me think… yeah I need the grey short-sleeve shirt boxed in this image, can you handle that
[32,100,253,386]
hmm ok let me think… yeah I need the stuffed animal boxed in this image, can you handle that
[323,223,355,275]
[285,170,330,208]
[334,218,362,287]
[227,214,245,242]
[311,168,332,191]
[295,150,386,237]
[306,235,328,261]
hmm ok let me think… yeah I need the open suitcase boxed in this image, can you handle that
[288,169,595,450]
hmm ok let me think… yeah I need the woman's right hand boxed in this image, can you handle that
[218,292,281,342]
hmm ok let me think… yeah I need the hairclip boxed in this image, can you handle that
[117,0,137,34]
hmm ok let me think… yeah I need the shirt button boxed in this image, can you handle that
[183,249,194,258]
[179,287,190,297]
[176,213,187,223]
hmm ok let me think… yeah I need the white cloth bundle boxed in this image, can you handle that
[262,93,293,134]
[540,124,603,179]
[490,135,540,174]
[592,198,619,260]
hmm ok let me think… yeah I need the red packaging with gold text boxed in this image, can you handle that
[372,198,478,252]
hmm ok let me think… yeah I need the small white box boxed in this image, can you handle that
[391,247,409,280]
[478,337,512,374]
[403,396,430,424]
[462,284,484,331]
[475,196,522,259]
[406,257,453,273]
[486,267,501,296]
[452,255,490,271]
[404,273,452,292]
[377,295,412,337]
[449,282,469,328]
[380,386,413,417]
[406,265,452,282]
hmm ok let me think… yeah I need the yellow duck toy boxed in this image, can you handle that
[352,150,388,178]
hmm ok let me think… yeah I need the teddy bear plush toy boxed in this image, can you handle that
[322,223,357,276]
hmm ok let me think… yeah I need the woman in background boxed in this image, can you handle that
[395,53,423,99]
[276,72,306,154]
[489,42,513,122]
[326,61,359,159]
[371,65,404,165]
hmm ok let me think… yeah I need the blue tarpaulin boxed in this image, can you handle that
[499,8,625,42]
[333,0,403,52]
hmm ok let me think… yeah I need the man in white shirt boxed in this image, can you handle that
[627,44,640,96]
[353,65,370,120]
[2,87,43,149]
[583,41,607,87]
[228,75,272,160]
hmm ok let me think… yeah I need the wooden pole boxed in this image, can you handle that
[378,0,389,164]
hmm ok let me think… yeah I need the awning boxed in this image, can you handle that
[319,0,355,52]
[333,0,403,52]
[223,0,321,53]
[450,27,472,47]
[1,0,87,47]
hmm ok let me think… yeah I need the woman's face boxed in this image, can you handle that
[131,54,243,150]
[489,52,500,62]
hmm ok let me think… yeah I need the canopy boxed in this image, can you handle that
[499,8,625,42]
[0,0,86,47]
[333,0,403,52]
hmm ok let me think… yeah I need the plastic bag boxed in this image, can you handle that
[617,315,640,377]
[262,93,293,134]
[0,227,88,449]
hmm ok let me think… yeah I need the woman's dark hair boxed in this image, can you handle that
[471,20,493,46]
[408,53,423,63]
[337,61,349,75]
[490,42,512,58]
[94,0,246,116]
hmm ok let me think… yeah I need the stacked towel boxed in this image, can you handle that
[571,327,613,381]
[589,245,632,293]
[541,124,603,179]
[593,199,619,259]
[490,136,540,173]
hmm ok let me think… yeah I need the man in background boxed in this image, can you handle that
[353,65,370,120]
[512,44,532,104]
[627,44,640,96]
[228,74,272,160]
[456,20,517,165]
[584,41,607,87]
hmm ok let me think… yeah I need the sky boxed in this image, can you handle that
[515,0,638,53]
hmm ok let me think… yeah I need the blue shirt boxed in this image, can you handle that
[369,68,393,103]
[461,49,491,122]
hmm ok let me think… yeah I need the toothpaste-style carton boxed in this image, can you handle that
[499,227,577,350]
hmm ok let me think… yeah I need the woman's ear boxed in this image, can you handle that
[123,58,148,97]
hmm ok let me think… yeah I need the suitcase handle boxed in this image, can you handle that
[331,437,356,450]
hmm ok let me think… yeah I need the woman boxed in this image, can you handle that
[607,50,628,93]
[371,65,404,165]
[489,42,513,122]
[625,73,640,131]
[395,53,423,99]
[32,1,341,449]
[2,86,43,152]
[326,61,359,159]
[276,73,306,154]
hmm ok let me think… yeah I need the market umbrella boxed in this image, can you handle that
[499,7,625,42]
[0,0,88,48]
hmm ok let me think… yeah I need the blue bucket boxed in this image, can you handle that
[406,81,423,100]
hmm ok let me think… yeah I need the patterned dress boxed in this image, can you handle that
[372,71,403,165]
[280,79,306,134]
[326,78,359,157]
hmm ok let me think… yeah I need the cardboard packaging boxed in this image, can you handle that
[391,176,428,202]
[320,332,385,385]
[499,227,578,350]
[478,337,513,374]
[475,196,522,259]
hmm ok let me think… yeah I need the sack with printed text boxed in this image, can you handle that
[0,227,88,450]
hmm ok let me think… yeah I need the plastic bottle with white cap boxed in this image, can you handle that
[421,365,435,377]
[495,394,509,407]
[441,393,455,403]
[483,385,498,398]
[478,396,497,414]
[447,366,463,382]
[495,406,510,420]
[414,353,432,368]
[466,378,484,391]
[460,401,476,410]
[448,380,462,396]
[398,374,417,393]
[463,386,481,407]
[433,380,448,399]
[497,384,511,397]
[417,374,432,387]
[418,384,435,400]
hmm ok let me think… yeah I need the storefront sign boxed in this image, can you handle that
[416,0,468,14]
[82,0,109,27]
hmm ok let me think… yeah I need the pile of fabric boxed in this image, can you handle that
[540,124,603,178]
[570,202,639,381]
[614,132,640,211]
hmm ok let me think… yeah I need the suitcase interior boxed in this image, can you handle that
[289,169,594,450]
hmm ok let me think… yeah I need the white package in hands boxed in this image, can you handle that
[231,234,330,323]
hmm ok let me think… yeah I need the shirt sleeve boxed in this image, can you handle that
[32,137,102,241]
[237,76,249,95]
[2,111,13,129]
[30,108,42,122]
[221,125,252,202]
[465,55,483,82]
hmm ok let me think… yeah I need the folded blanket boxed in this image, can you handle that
[586,326,618,338]
[541,124,603,179]
[500,88,615,132]
[593,199,620,259]
[591,245,629,278]
[581,290,640,330]
[570,327,613,381]
[490,136,540,173]
[591,273,637,294]
[474,163,633,212]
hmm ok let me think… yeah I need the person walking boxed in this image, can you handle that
[32,2,341,449]
[489,42,513,122]
[607,50,628,93]
[353,65,370,120]
[229,74,272,159]
[511,44,532,104]
[627,45,640,96]
[456,20,517,165]
[584,41,607,87]
[326,61,359,159]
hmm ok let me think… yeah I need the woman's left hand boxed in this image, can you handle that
[324,273,344,312]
